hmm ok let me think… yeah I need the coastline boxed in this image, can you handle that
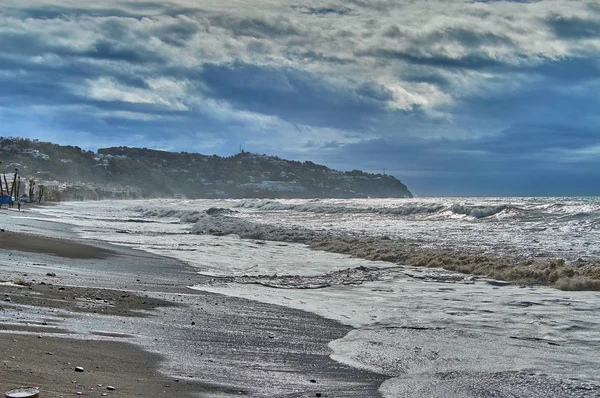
[0,229,386,397]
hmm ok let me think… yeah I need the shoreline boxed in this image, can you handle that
[0,229,386,397]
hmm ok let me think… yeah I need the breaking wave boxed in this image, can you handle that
[128,205,203,220]
[190,212,320,243]
[190,212,600,291]
[233,199,565,221]
[449,204,510,218]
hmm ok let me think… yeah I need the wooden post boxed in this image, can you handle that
[29,179,35,202]
[9,169,17,208]
[3,174,9,198]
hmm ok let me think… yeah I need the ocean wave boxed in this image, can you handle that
[190,213,600,291]
[130,199,600,226]
[128,205,212,224]
[235,200,454,218]
[449,204,509,219]
[190,213,320,243]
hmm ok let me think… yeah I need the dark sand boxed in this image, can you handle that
[0,230,385,397]
[0,230,113,259]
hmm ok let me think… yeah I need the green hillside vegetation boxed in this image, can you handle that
[0,137,412,200]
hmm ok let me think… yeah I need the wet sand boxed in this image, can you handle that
[0,229,113,259]
[0,230,385,397]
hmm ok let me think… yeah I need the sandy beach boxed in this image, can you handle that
[0,227,384,397]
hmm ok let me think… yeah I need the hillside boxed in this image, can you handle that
[0,137,412,200]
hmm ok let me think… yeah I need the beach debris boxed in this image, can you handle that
[46,272,57,277]
[4,387,40,398]
[74,366,85,372]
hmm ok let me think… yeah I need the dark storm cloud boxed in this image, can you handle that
[210,15,301,38]
[357,48,508,70]
[385,26,513,48]
[80,39,166,64]
[151,18,203,47]
[547,14,600,39]
[474,124,600,155]
[290,5,351,16]
[455,71,600,128]
[198,62,392,130]
[297,51,356,65]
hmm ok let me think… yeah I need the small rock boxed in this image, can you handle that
[107,386,116,391]
[75,366,85,372]
[76,392,82,396]
[310,379,317,383]
[191,321,195,325]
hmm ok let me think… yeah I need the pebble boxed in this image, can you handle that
[75,366,85,372]
[107,386,116,391]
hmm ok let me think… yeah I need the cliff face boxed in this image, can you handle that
[0,138,412,199]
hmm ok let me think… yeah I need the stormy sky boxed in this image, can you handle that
[1,0,599,196]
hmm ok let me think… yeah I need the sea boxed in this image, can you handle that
[19,197,600,396]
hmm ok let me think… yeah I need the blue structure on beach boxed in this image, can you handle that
[1,195,15,204]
